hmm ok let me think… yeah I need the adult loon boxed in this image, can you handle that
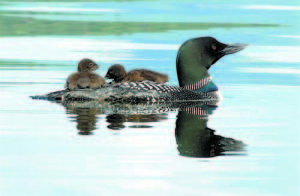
[105,64,169,83]
[66,58,106,90]
[32,37,246,103]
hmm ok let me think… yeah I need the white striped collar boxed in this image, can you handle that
[183,76,212,91]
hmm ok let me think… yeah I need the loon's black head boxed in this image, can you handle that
[105,64,127,82]
[176,36,247,87]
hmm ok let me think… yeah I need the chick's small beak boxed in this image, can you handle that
[220,43,248,55]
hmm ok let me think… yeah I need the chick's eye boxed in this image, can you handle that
[88,63,93,67]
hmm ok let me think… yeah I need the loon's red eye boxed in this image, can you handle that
[211,44,217,50]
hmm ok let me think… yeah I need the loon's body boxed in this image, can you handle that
[63,77,219,104]
[105,64,169,83]
[110,76,217,102]
[32,37,246,103]
[66,58,105,90]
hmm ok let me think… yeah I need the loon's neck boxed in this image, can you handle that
[176,51,211,89]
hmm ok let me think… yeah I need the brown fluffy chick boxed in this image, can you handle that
[66,58,106,90]
[105,64,168,83]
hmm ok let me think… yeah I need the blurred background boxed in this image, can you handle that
[0,1,299,196]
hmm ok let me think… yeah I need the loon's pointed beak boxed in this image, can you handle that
[221,43,248,55]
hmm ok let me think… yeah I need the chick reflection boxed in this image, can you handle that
[175,107,245,158]
[106,113,168,130]
[63,100,171,133]
[66,107,103,135]
[106,114,125,130]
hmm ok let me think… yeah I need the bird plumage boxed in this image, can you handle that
[66,58,106,90]
[105,64,168,83]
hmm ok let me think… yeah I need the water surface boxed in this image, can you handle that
[0,1,299,196]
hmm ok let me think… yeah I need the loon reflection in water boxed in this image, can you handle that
[63,101,246,158]
[176,107,245,157]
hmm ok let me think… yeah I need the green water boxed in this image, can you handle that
[0,1,299,196]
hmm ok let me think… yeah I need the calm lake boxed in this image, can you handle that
[0,0,299,196]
